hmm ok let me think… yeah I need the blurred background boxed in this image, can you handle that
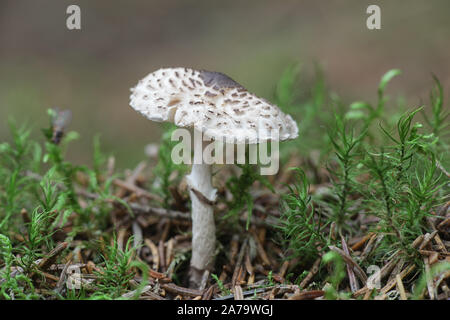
[0,0,449,168]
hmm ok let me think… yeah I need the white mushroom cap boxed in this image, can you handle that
[130,67,298,144]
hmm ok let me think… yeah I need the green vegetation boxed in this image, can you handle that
[278,68,449,299]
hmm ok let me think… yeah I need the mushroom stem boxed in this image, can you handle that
[186,146,217,287]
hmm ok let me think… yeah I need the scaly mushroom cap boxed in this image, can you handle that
[130,67,298,143]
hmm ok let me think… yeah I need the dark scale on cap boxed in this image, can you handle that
[205,91,217,98]
[199,70,244,89]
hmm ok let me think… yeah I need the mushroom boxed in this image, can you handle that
[129,67,298,287]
